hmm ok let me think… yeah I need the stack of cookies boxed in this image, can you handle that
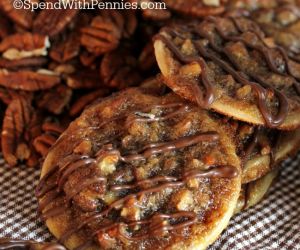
[0,1,300,250]
[35,5,300,250]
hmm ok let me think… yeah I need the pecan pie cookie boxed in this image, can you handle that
[235,169,278,214]
[36,88,241,250]
[236,124,300,183]
[154,16,300,129]
[250,3,300,61]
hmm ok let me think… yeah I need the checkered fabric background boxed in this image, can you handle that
[0,153,299,249]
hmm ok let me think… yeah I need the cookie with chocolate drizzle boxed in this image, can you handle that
[36,88,241,250]
[154,16,300,130]
[250,3,300,61]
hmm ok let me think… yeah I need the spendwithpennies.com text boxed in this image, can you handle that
[13,0,167,11]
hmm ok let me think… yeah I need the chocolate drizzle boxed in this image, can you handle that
[155,16,299,127]
[0,238,66,250]
[120,131,219,162]
[156,31,215,108]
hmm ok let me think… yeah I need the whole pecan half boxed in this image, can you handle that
[81,10,124,55]
[50,32,80,63]
[33,120,66,157]
[0,0,34,29]
[2,97,34,166]
[48,11,91,64]
[100,48,142,89]
[0,57,48,70]
[0,33,50,60]
[36,85,72,115]
[33,133,57,157]
[0,87,33,105]
[0,69,60,91]
[33,2,78,37]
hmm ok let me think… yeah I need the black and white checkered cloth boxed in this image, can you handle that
[0,154,299,249]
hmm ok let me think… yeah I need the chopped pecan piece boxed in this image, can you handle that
[33,5,78,37]
[0,33,50,60]
[80,11,124,55]
[36,85,72,115]
[100,49,142,89]
[0,69,60,91]
[0,0,34,29]
[2,98,34,166]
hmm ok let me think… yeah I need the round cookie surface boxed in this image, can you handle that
[37,88,241,250]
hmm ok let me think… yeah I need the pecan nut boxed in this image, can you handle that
[0,69,60,91]
[80,10,124,55]
[0,33,50,60]
[50,32,80,63]
[33,120,66,157]
[0,0,34,29]
[37,85,72,115]
[0,57,48,70]
[33,3,78,37]
[0,87,33,105]
[2,97,35,166]
[100,48,142,89]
